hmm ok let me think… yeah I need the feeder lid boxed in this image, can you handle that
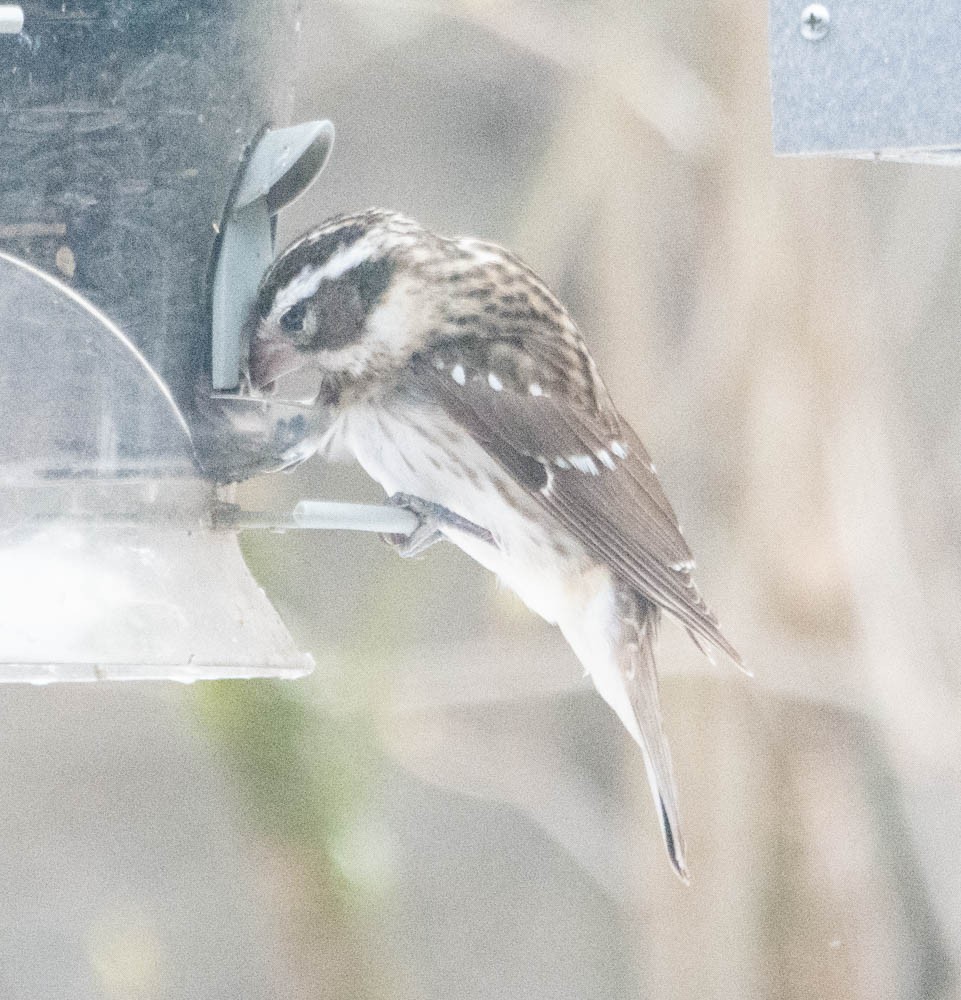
[234,120,335,215]
[211,120,335,392]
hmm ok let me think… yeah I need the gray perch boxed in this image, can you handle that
[221,500,420,535]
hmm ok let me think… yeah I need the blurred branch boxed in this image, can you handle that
[509,85,631,276]
[336,0,725,158]
[829,406,961,765]
[189,675,391,997]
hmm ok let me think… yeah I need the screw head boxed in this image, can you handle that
[800,3,830,41]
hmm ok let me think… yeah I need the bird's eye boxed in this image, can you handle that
[280,301,308,334]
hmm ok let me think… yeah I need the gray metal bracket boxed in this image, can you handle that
[770,0,961,163]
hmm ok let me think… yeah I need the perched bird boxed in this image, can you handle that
[246,209,741,880]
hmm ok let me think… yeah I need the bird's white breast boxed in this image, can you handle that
[327,400,650,804]
[325,400,597,625]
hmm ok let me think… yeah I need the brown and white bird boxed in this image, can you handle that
[246,209,741,880]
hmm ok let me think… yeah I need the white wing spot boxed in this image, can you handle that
[488,372,503,391]
[610,440,628,459]
[539,465,555,495]
[554,457,571,470]
[451,364,466,386]
[596,449,616,470]
[569,454,599,476]
[434,357,446,370]
[529,383,544,397]
[671,560,695,572]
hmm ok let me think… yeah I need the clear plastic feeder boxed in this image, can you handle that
[0,1,329,682]
[0,253,314,682]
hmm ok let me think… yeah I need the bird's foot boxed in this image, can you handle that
[382,492,495,558]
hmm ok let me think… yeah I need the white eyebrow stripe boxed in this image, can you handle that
[271,239,379,316]
[272,265,326,317]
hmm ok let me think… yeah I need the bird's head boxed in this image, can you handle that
[245,209,442,399]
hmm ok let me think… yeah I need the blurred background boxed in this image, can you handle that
[3,1,961,997]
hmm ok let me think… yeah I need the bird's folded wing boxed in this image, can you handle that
[410,350,741,665]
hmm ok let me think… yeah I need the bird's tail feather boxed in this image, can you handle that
[562,585,688,882]
[619,594,688,883]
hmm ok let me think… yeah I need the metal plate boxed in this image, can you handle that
[770,0,961,161]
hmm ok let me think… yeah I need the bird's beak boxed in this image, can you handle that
[247,337,307,391]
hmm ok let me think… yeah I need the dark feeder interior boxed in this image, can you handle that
[0,1,339,679]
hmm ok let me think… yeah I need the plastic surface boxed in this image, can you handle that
[212,197,274,392]
[0,247,312,681]
[0,3,352,680]
[0,0,321,480]
[770,0,961,161]
[211,121,335,391]
[0,253,195,481]
[218,501,420,534]
[0,524,315,683]
[0,5,22,32]
[234,120,335,213]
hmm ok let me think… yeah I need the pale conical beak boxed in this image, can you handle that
[247,337,308,391]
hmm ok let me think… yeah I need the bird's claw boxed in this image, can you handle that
[382,492,494,558]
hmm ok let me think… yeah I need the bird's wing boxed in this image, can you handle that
[408,339,740,665]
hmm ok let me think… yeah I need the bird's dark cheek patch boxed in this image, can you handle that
[303,258,395,352]
[305,282,366,351]
[353,257,395,310]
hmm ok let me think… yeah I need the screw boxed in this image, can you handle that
[800,3,830,41]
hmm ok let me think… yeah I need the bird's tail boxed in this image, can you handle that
[561,585,688,882]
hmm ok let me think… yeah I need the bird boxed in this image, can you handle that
[245,208,741,880]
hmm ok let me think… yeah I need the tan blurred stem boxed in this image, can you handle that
[829,409,961,765]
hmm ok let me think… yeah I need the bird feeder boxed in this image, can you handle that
[0,1,363,681]
[770,0,961,162]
